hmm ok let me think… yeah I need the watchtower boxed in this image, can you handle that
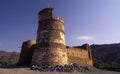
[32,8,68,66]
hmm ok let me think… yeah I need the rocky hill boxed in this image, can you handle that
[91,43,120,71]
[91,43,120,63]
[0,50,19,62]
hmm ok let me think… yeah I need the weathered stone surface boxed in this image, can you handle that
[67,44,93,66]
[19,40,36,65]
[32,8,68,66]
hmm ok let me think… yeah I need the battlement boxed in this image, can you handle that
[38,8,64,24]
[52,16,64,24]
[39,16,64,24]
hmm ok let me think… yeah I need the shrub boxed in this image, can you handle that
[0,60,17,67]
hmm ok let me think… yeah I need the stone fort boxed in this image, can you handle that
[19,8,93,66]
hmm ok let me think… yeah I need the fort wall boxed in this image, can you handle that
[67,44,93,66]
[19,40,93,66]
[32,44,68,66]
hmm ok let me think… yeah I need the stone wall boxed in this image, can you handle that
[32,43,68,66]
[19,40,93,66]
[37,17,65,45]
[66,44,93,66]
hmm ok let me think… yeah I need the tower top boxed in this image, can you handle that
[38,8,53,15]
[38,8,53,20]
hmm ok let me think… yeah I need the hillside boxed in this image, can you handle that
[0,50,19,62]
[91,43,120,71]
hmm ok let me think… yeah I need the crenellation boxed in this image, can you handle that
[39,16,64,24]
[52,16,64,24]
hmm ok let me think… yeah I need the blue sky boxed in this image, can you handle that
[0,0,120,52]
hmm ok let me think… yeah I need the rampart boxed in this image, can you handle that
[66,44,93,66]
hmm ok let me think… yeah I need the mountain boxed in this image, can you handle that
[0,50,20,62]
[91,43,120,63]
[91,43,120,71]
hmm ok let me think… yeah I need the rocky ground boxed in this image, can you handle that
[0,67,120,74]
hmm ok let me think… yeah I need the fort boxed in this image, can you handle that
[19,8,93,66]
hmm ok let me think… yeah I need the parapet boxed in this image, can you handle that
[39,16,64,24]
[52,16,64,24]
[66,44,93,66]
[73,44,90,50]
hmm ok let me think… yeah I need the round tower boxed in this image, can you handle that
[32,8,68,66]
[19,40,36,65]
